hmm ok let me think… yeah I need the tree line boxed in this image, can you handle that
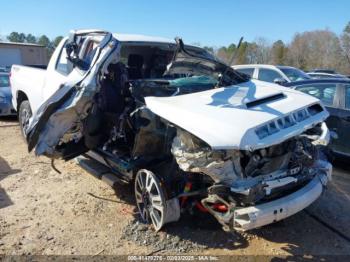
[2,21,350,74]
[202,21,350,74]
[2,32,63,56]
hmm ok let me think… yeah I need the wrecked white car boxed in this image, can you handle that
[11,30,332,231]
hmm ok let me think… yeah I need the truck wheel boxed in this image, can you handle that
[18,100,32,139]
[135,169,167,231]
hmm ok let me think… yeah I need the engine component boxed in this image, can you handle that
[171,129,239,184]
[201,194,235,231]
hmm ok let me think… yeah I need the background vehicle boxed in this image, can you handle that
[0,72,16,116]
[284,79,350,158]
[307,72,348,79]
[0,67,10,73]
[309,69,338,74]
[11,30,332,232]
[232,64,310,84]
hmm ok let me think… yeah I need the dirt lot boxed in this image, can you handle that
[1,116,350,257]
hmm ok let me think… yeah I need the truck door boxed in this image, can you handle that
[42,32,106,100]
[41,38,76,101]
[26,30,118,159]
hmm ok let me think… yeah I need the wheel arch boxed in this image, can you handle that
[16,91,29,112]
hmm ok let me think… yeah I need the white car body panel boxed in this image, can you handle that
[145,79,329,150]
[10,65,46,114]
[113,33,174,43]
[233,64,291,82]
[233,169,329,230]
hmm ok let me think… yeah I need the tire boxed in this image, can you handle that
[134,169,167,231]
[18,100,32,139]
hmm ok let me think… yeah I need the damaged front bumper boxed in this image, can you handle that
[232,163,332,231]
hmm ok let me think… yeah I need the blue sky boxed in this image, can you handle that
[1,0,349,47]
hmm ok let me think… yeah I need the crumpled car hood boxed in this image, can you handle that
[145,79,329,150]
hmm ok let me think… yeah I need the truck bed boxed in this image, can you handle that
[11,64,47,113]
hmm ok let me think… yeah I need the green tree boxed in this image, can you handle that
[52,36,64,47]
[202,46,213,54]
[271,40,286,65]
[235,41,248,64]
[37,35,50,47]
[26,34,37,43]
[7,32,26,42]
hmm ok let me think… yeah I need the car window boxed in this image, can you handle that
[345,85,350,109]
[236,68,254,77]
[56,41,73,75]
[278,67,310,81]
[0,75,9,87]
[295,84,337,106]
[258,68,282,83]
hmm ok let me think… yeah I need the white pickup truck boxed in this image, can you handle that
[10,30,332,232]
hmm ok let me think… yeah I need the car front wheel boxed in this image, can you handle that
[18,100,32,139]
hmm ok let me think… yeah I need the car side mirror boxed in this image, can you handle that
[274,78,287,85]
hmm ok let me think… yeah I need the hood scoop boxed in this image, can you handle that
[246,93,285,108]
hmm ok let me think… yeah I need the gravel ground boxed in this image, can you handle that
[1,116,350,257]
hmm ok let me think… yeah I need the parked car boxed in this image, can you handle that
[307,72,348,79]
[11,30,332,232]
[0,67,10,73]
[232,64,310,84]
[284,79,350,158]
[0,72,16,116]
[309,69,338,74]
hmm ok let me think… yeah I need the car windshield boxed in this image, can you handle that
[279,67,310,81]
[0,74,10,88]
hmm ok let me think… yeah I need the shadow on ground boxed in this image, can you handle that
[0,115,18,125]
[109,163,350,256]
[0,156,21,209]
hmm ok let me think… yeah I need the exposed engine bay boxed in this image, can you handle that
[26,32,332,232]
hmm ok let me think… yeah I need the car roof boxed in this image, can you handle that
[307,72,342,76]
[284,78,350,87]
[310,69,337,74]
[233,64,296,70]
[112,33,175,44]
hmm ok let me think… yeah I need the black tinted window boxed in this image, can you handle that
[236,68,254,77]
[295,84,337,106]
[258,68,282,83]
